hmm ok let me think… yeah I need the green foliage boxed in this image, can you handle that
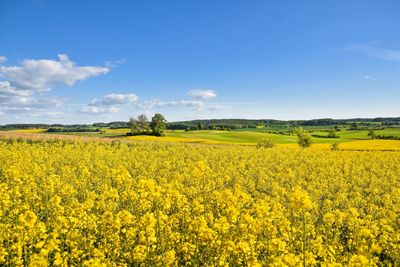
[129,114,150,134]
[296,127,312,148]
[129,117,140,134]
[374,135,400,140]
[256,138,275,149]
[327,128,337,138]
[46,127,99,133]
[367,129,376,139]
[129,113,167,136]
[150,113,167,136]
[137,114,150,132]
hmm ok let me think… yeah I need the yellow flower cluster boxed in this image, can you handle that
[0,139,399,266]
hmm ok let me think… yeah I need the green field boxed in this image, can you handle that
[166,130,332,144]
[20,126,400,146]
[312,128,400,140]
[164,127,400,145]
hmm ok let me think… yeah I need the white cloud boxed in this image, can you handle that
[0,81,62,111]
[138,99,175,109]
[187,89,217,100]
[80,105,121,114]
[139,99,204,110]
[28,111,67,118]
[0,56,6,64]
[0,54,110,91]
[0,97,62,110]
[180,100,205,110]
[349,44,400,62]
[81,93,139,114]
[90,93,138,106]
[0,54,111,119]
[104,59,126,68]
[135,89,228,113]
[0,81,32,98]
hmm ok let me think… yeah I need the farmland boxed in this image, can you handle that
[2,0,400,265]
[0,138,399,266]
[3,125,400,151]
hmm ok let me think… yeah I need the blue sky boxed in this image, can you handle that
[0,0,399,124]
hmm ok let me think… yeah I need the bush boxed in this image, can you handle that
[296,127,312,148]
[256,138,275,148]
[327,129,337,138]
[126,131,164,137]
[330,142,340,151]
[368,129,376,139]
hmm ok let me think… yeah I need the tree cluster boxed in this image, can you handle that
[128,113,167,136]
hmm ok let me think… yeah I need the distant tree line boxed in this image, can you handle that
[46,127,100,133]
[167,119,289,130]
[93,122,130,129]
[166,118,400,131]
[311,129,339,138]
[374,135,400,140]
[2,117,400,131]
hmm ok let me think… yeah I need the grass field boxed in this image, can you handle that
[28,127,400,145]
[3,127,400,151]
[312,128,400,140]
[131,128,400,150]
[165,130,335,144]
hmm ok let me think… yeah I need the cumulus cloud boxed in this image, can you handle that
[80,105,121,114]
[0,54,110,91]
[0,100,65,121]
[0,81,32,98]
[0,54,111,118]
[90,93,138,106]
[136,89,229,113]
[80,93,139,114]
[187,89,217,100]
[0,56,6,64]
[0,98,62,112]
[0,81,62,110]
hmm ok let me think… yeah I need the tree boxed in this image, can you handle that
[129,117,140,134]
[367,129,376,139]
[150,113,167,136]
[296,127,312,148]
[327,128,337,138]
[137,114,150,133]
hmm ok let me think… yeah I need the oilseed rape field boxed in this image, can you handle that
[0,139,400,266]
